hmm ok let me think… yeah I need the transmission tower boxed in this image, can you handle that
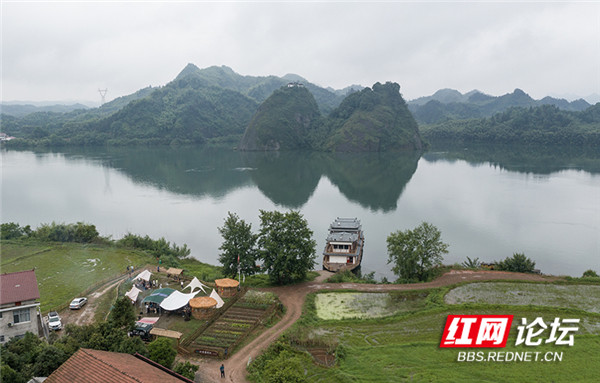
[98,88,108,105]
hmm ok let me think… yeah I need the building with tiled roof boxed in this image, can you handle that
[0,269,41,343]
[45,348,194,383]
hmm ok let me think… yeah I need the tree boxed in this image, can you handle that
[173,361,199,380]
[108,297,136,331]
[583,269,599,278]
[147,338,176,369]
[257,210,317,285]
[218,212,259,278]
[387,222,449,282]
[496,253,536,273]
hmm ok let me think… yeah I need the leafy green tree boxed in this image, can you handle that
[583,269,599,278]
[32,344,68,377]
[387,222,449,282]
[496,253,536,273]
[1,222,31,239]
[108,297,137,331]
[147,338,176,369]
[173,361,199,380]
[218,212,259,278]
[257,210,316,285]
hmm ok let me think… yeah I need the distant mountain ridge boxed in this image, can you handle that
[408,88,591,125]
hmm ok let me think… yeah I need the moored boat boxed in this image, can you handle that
[322,217,364,272]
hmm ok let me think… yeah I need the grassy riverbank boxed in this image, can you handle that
[0,240,149,312]
[0,240,224,313]
[250,284,600,383]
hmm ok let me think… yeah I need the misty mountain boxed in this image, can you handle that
[0,103,90,117]
[409,88,591,125]
[239,84,322,150]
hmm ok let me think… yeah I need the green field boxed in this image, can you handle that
[445,282,600,313]
[254,285,600,383]
[0,240,149,312]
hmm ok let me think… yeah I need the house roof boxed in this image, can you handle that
[0,269,40,305]
[45,348,193,383]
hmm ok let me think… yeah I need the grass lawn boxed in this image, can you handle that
[262,285,600,383]
[0,240,149,312]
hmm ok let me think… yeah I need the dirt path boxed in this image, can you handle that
[58,272,132,327]
[196,270,557,383]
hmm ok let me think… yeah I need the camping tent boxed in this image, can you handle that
[125,286,142,303]
[159,290,201,311]
[185,277,208,294]
[209,289,225,309]
[135,269,152,282]
[142,288,175,305]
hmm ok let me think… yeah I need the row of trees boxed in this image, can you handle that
[218,211,317,285]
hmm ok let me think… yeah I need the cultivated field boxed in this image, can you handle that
[444,282,600,313]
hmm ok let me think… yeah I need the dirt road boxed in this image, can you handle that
[57,273,131,328]
[197,270,557,382]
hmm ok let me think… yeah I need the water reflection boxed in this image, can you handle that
[36,146,423,211]
[426,144,600,175]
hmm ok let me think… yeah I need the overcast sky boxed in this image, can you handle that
[2,1,599,104]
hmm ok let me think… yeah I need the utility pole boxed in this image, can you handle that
[98,88,108,105]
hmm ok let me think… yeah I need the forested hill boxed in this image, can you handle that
[421,103,600,146]
[320,82,423,151]
[409,88,591,125]
[239,84,322,150]
[238,81,422,152]
[1,65,348,146]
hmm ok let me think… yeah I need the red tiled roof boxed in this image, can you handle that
[0,269,40,305]
[45,348,194,383]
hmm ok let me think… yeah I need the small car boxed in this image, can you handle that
[69,297,87,309]
[48,312,62,331]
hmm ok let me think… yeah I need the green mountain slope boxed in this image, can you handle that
[322,82,423,151]
[409,88,591,125]
[239,84,322,150]
[421,103,600,146]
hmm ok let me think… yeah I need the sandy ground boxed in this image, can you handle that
[195,269,557,382]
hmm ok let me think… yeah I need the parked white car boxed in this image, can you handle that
[48,311,62,330]
[69,297,87,309]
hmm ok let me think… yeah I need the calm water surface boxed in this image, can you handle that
[2,146,599,278]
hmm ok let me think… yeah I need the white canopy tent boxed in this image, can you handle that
[209,289,225,309]
[135,269,152,282]
[159,290,201,311]
[125,286,142,303]
[184,277,208,294]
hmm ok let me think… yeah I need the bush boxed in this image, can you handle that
[33,222,99,243]
[173,361,199,380]
[582,269,599,278]
[1,222,32,240]
[496,253,536,273]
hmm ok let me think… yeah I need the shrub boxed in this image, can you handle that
[582,269,599,278]
[496,253,536,273]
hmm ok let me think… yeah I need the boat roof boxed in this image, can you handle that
[327,231,359,243]
[329,217,361,232]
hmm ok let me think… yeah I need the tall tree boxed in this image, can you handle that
[257,210,316,285]
[218,212,259,278]
[147,338,177,369]
[387,222,449,282]
[108,297,136,331]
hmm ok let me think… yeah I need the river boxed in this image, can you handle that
[2,145,598,279]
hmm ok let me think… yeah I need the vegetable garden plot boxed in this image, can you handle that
[184,291,278,357]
